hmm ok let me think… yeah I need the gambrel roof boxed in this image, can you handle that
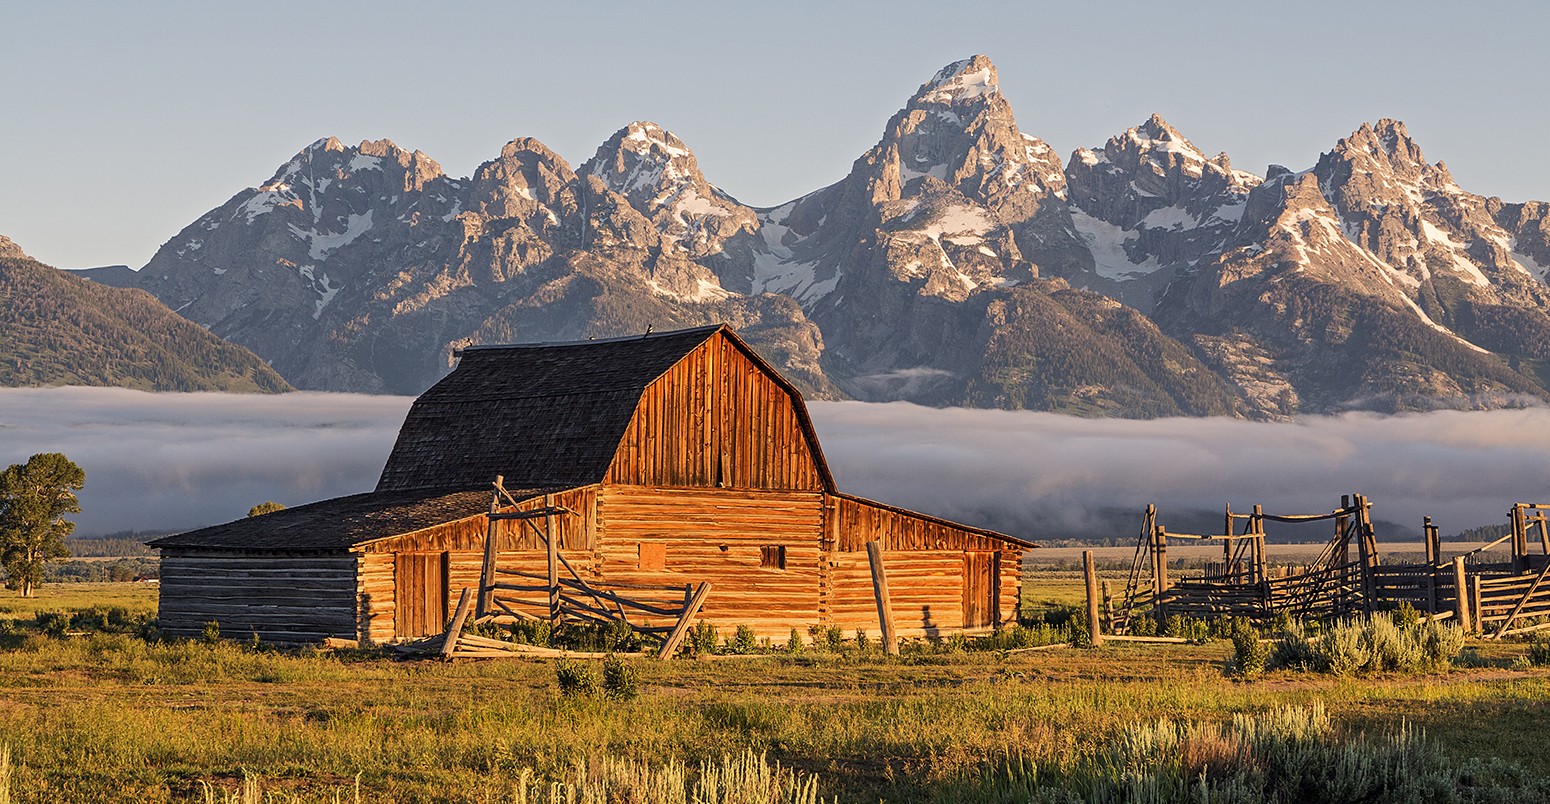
[375,325,833,493]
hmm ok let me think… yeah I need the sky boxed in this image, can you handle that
[2,1,1547,269]
[4,387,1546,541]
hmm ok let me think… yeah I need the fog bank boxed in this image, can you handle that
[2,387,1544,540]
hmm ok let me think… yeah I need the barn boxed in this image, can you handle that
[151,325,1032,646]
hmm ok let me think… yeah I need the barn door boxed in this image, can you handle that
[962,552,1000,629]
[394,552,448,639]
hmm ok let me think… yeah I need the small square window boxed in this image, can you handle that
[638,543,666,571]
[761,545,786,570]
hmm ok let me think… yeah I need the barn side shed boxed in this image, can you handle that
[152,325,1032,645]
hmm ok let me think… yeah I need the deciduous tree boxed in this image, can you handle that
[0,452,85,597]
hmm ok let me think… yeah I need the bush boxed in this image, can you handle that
[554,659,600,697]
[689,622,718,656]
[786,628,804,653]
[201,620,222,644]
[506,618,552,647]
[36,611,71,638]
[1526,634,1550,666]
[853,630,870,652]
[1230,622,1270,679]
[1299,614,1464,676]
[725,625,758,655]
[601,654,638,701]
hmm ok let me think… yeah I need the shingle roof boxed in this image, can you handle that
[375,326,725,492]
[148,487,547,551]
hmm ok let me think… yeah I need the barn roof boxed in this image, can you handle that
[148,487,545,552]
[374,325,833,493]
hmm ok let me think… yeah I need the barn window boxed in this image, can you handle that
[638,543,666,571]
[761,545,786,570]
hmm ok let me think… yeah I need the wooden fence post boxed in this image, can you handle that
[1513,504,1530,572]
[545,494,560,622]
[1452,556,1471,632]
[1471,575,1484,635]
[440,588,473,659]
[1153,526,1169,622]
[477,475,503,619]
[865,540,899,656]
[1084,550,1102,646]
[1423,516,1436,565]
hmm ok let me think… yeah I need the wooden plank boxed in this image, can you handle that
[440,588,473,659]
[1453,557,1472,633]
[657,582,712,659]
[865,540,898,656]
[1084,550,1102,646]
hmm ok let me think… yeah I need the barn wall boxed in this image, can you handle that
[825,550,969,637]
[594,485,825,636]
[605,333,825,492]
[158,551,357,644]
[824,495,1022,634]
[354,486,599,642]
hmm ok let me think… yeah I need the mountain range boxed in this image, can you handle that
[0,235,291,392]
[61,55,1550,417]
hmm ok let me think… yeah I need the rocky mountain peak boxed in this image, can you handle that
[914,54,999,107]
[0,234,26,261]
[580,122,757,259]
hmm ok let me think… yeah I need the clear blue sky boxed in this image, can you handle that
[3,1,1545,269]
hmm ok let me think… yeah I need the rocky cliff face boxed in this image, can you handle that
[92,55,1550,417]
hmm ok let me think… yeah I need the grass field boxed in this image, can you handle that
[0,584,1548,802]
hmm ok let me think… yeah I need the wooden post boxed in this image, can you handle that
[440,587,473,659]
[1470,576,1484,634]
[545,493,559,622]
[657,582,712,659]
[477,475,503,619]
[1083,550,1102,646]
[1423,516,1437,565]
[865,540,899,656]
[1251,504,1267,584]
[1223,503,1233,576]
[1538,515,1550,556]
[1452,556,1471,632]
[1512,504,1529,572]
[1153,526,1169,622]
[1354,495,1374,612]
[1101,579,1112,629]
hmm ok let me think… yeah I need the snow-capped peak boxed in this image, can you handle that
[916,55,999,105]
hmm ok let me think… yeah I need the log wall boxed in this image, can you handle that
[159,551,357,644]
[605,333,825,491]
[594,485,825,636]
[355,487,600,642]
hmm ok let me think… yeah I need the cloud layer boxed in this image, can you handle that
[2,388,1544,540]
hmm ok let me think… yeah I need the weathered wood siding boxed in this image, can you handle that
[159,551,357,644]
[595,485,825,636]
[354,487,600,642]
[605,334,824,491]
[823,495,1021,635]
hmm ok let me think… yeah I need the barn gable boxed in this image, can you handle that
[605,328,832,491]
[374,326,832,493]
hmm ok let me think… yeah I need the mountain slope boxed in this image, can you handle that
[0,236,292,392]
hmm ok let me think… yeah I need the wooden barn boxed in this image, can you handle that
[151,326,1031,647]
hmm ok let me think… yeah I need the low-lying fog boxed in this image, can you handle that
[2,387,1545,541]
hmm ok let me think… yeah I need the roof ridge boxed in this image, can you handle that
[456,324,724,354]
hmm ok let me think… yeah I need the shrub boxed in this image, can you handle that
[689,622,719,656]
[507,618,552,647]
[201,620,222,644]
[1231,625,1270,679]
[36,611,71,638]
[1526,634,1550,666]
[853,630,870,652]
[601,654,638,701]
[785,628,804,653]
[1163,614,1211,644]
[554,659,600,697]
[1394,601,1421,628]
[821,625,845,653]
[727,625,758,655]
[1317,623,1371,676]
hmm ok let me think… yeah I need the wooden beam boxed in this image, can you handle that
[477,476,501,619]
[1083,550,1102,646]
[440,587,473,659]
[865,539,899,656]
[657,582,712,660]
[545,494,559,622]
[1490,555,1550,639]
